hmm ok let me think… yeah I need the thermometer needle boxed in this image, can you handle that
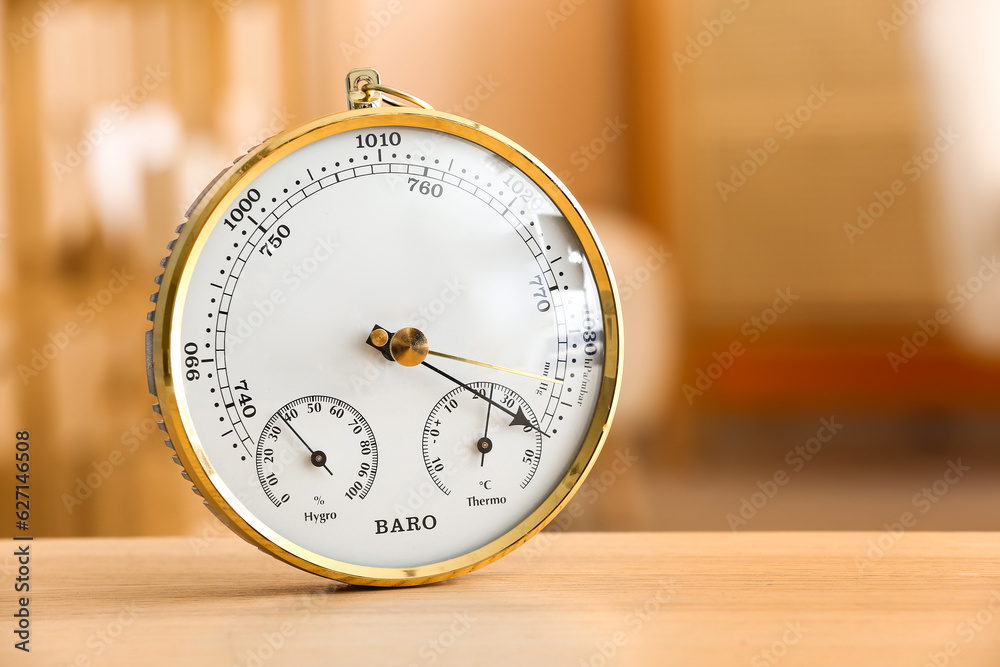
[279,412,333,476]
[477,385,495,467]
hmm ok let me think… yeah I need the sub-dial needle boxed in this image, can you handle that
[279,412,333,476]
[478,384,495,467]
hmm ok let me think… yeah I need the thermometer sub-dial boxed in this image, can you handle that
[422,382,542,499]
[256,395,378,508]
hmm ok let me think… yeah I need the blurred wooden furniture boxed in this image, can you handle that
[630,0,939,329]
[13,532,1000,666]
[625,0,1000,472]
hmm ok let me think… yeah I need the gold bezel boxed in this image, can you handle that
[152,107,623,586]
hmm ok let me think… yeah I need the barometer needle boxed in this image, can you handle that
[279,412,333,476]
[420,361,548,437]
[366,324,548,438]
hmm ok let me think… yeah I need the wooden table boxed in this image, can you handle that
[6,532,1000,666]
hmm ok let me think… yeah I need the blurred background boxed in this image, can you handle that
[2,0,1000,538]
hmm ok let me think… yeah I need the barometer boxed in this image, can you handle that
[146,68,622,586]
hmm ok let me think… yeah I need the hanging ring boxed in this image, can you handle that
[360,82,434,110]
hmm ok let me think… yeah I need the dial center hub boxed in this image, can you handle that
[389,326,429,367]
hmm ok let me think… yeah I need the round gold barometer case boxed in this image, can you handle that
[146,68,622,586]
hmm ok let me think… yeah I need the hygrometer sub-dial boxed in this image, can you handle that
[256,396,378,509]
[422,382,542,501]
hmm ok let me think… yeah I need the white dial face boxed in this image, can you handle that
[171,121,608,569]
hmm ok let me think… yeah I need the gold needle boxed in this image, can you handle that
[426,350,564,385]
[366,326,563,386]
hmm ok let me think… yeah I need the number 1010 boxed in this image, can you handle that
[355,132,401,149]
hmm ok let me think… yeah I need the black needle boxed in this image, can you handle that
[478,385,494,467]
[365,324,547,437]
[279,412,333,476]
[420,360,548,437]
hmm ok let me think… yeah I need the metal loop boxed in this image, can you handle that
[360,82,434,110]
